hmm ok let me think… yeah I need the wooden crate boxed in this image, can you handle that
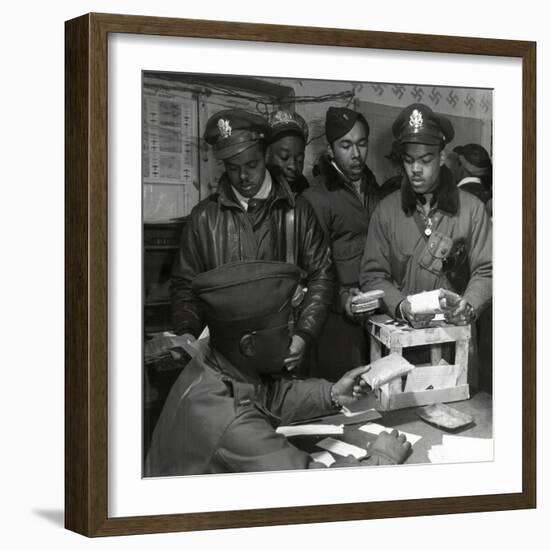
[367,314,471,410]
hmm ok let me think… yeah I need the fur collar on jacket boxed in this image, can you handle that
[401,164,458,216]
[315,154,379,195]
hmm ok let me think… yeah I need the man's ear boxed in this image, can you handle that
[327,143,334,159]
[239,333,257,357]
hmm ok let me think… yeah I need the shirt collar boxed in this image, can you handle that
[231,170,273,211]
[329,159,366,199]
[457,176,482,187]
[330,159,349,181]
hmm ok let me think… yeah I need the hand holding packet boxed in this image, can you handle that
[350,289,385,314]
[407,288,462,316]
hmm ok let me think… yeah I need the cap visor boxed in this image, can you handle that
[214,140,258,160]
[399,133,443,146]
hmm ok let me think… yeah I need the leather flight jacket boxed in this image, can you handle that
[171,168,335,344]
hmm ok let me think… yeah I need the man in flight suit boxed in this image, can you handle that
[360,103,492,328]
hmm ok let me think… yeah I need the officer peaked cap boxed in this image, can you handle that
[393,103,454,146]
[204,109,270,160]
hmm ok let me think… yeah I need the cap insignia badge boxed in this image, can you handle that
[273,110,293,124]
[342,113,349,120]
[217,118,232,139]
[409,109,424,132]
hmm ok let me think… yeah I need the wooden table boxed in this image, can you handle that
[290,391,492,465]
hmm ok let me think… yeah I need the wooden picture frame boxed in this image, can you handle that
[65,12,536,537]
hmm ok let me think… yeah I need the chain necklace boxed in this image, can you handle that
[418,209,433,236]
[417,194,435,236]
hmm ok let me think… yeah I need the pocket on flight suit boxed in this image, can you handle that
[417,231,454,276]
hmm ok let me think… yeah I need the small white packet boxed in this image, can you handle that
[408,289,443,315]
[361,353,415,390]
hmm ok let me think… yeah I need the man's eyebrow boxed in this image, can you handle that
[338,138,367,144]
[403,152,435,160]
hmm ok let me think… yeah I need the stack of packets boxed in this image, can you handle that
[350,289,384,314]
[428,435,494,463]
[361,353,415,390]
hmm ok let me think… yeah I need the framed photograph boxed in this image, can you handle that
[65,12,536,536]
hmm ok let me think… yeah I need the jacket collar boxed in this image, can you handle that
[216,167,295,210]
[401,164,458,216]
[457,176,482,187]
[231,170,273,210]
[318,154,378,195]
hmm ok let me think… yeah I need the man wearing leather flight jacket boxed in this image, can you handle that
[171,109,335,372]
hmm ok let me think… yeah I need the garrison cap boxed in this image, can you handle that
[204,109,270,160]
[392,103,454,146]
[325,107,369,143]
[192,260,301,338]
[268,110,309,143]
[453,143,492,169]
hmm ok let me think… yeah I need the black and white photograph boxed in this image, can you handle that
[141,71,494,477]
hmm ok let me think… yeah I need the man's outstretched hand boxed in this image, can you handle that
[331,364,371,407]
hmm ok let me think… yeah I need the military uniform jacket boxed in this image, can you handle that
[304,156,381,305]
[145,344,334,476]
[360,166,492,315]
